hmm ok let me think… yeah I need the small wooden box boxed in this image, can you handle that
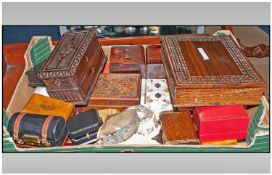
[109,45,146,78]
[88,73,141,108]
[160,111,199,144]
[39,29,107,105]
[161,35,266,107]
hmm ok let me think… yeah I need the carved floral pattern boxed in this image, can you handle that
[92,74,139,97]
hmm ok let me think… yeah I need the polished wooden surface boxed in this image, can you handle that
[99,36,161,46]
[160,111,199,144]
[178,40,242,76]
[146,44,162,64]
[3,66,25,109]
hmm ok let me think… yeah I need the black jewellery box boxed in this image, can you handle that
[8,112,68,147]
[67,109,103,145]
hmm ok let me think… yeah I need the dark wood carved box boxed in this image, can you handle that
[161,35,266,107]
[109,45,146,78]
[88,73,141,108]
[39,29,107,105]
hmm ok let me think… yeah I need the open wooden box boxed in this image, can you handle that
[3,35,269,152]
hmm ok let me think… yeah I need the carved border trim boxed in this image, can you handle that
[40,30,96,79]
[163,35,261,84]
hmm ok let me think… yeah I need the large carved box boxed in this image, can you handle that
[39,29,107,105]
[161,35,266,107]
[87,73,141,108]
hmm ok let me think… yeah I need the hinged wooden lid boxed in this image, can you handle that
[161,35,265,88]
[39,29,98,79]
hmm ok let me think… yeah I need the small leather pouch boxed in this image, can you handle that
[67,109,102,145]
[7,112,67,147]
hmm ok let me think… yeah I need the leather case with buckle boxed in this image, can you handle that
[7,112,68,147]
[67,109,102,145]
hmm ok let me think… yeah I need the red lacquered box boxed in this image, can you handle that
[193,105,249,142]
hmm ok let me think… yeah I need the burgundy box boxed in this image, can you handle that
[193,105,249,142]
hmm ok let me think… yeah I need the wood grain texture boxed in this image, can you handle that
[146,44,162,64]
[3,66,25,109]
[110,45,146,78]
[160,111,199,144]
[3,43,28,65]
[99,36,161,46]
[110,45,145,64]
[178,41,241,76]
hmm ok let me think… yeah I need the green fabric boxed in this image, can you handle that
[3,109,9,128]
[29,37,51,67]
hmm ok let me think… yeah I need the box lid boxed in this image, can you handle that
[39,29,98,79]
[194,105,248,122]
[67,109,102,139]
[89,73,141,106]
[110,45,145,64]
[161,35,265,89]
[22,94,75,121]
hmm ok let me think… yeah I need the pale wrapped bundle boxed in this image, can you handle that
[96,109,140,145]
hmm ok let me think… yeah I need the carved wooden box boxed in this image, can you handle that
[109,45,146,78]
[161,35,265,107]
[39,29,107,105]
[87,73,141,108]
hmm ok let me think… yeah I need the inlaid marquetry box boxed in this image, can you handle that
[161,35,266,107]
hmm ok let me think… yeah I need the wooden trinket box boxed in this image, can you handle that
[161,35,266,107]
[87,73,141,108]
[109,45,146,78]
[160,111,199,144]
[39,29,107,105]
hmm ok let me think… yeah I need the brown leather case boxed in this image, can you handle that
[146,64,166,79]
[87,73,141,108]
[146,45,162,64]
[39,29,107,105]
[22,94,75,121]
[160,111,199,144]
[161,35,266,107]
[109,45,146,78]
